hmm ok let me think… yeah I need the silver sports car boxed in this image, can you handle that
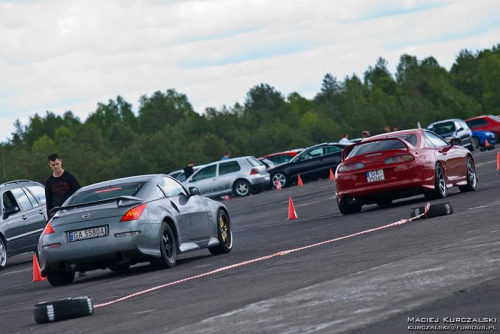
[38,174,233,286]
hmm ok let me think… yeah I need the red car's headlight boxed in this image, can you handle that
[384,154,414,164]
[338,162,364,172]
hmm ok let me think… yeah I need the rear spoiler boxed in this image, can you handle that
[49,196,143,217]
[341,137,411,162]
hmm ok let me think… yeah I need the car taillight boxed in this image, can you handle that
[120,203,147,222]
[43,222,55,234]
[385,154,414,164]
[338,163,364,172]
[250,168,259,175]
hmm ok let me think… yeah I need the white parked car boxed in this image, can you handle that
[182,156,270,197]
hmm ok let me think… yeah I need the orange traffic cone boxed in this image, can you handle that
[275,179,282,190]
[297,174,303,187]
[329,169,335,181]
[32,254,46,282]
[485,139,490,148]
[497,152,500,171]
[288,197,298,220]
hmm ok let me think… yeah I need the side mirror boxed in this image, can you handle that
[3,206,20,218]
[189,187,200,196]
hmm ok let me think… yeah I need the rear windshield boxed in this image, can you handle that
[428,122,455,135]
[67,182,145,206]
[247,156,263,167]
[348,139,408,158]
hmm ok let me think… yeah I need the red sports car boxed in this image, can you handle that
[334,129,477,214]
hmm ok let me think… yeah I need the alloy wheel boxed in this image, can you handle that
[0,240,6,267]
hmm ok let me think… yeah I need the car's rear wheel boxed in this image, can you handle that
[209,210,233,255]
[271,172,289,188]
[425,163,447,200]
[471,136,480,150]
[0,237,7,270]
[47,270,76,286]
[459,156,477,192]
[376,199,393,207]
[233,179,251,197]
[150,223,177,270]
[338,197,362,214]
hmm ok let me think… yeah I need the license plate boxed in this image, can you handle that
[69,226,107,242]
[366,169,385,182]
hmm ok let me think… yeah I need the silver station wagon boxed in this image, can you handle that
[38,174,232,286]
[182,156,270,198]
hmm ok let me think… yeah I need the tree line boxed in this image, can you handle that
[2,45,500,186]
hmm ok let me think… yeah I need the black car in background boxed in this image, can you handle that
[268,142,347,188]
[0,180,47,269]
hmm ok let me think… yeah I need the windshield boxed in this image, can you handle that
[428,122,455,135]
[67,182,144,206]
[347,139,408,158]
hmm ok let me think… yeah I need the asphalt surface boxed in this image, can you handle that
[1,148,499,334]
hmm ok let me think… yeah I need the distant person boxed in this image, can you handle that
[339,133,351,144]
[45,153,81,219]
[384,125,391,133]
[392,125,399,131]
[361,131,371,138]
[183,161,195,179]
[221,150,230,160]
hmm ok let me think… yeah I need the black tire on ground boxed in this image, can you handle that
[271,172,289,188]
[209,210,233,255]
[47,270,76,287]
[376,199,393,207]
[338,197,362,215]
[424,163,446,200]
[459,156,478,192]
[0,237,7,270]
[410,202,453,219]
[34,296,94,324]
[233,179,251,197]
[150,223,177,270]
[471,136,480,150]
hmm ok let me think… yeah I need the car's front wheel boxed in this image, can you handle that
[471,136,480,150]
[150,223,177,270]
[209,210,233,255]
[459,156,477,192]
[271,172,289,188]
[233,179,251,197]
[0,237,7,270]
[47,270,76,287]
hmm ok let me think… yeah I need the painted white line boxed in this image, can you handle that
[296,196,336,207]
[94,209,427,310]
[0,268,31,276]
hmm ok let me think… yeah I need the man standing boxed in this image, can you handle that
[45,153,81,219]
[183,161,195,179]
[221,150,230,160]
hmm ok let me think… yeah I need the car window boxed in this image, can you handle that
[26,185,46,205]
[301,147,324,160]
[325,145,342,154]
[68,182,145,205]
[490,115,500,122]
[154,186,166,199]
[2,191,20,212]
[159,177,187,197]
[428,121,455,135]
[466,118,487,128]
[348,139,407,158]
[246,156,263,167]
[23,187,40,207]
[424,131,449,147]
[11,187,34,211]
[219,161,241,175]
[191,165,217,181]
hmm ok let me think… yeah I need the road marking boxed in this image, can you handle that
[94,208,428,310]
[295,196,336,207]
[0,268,31,276]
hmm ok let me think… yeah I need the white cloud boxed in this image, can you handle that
[0,0,499,142]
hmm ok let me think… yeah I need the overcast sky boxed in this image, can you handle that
[1,0,499,143]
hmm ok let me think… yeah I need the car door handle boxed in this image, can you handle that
[22,215,27,220]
